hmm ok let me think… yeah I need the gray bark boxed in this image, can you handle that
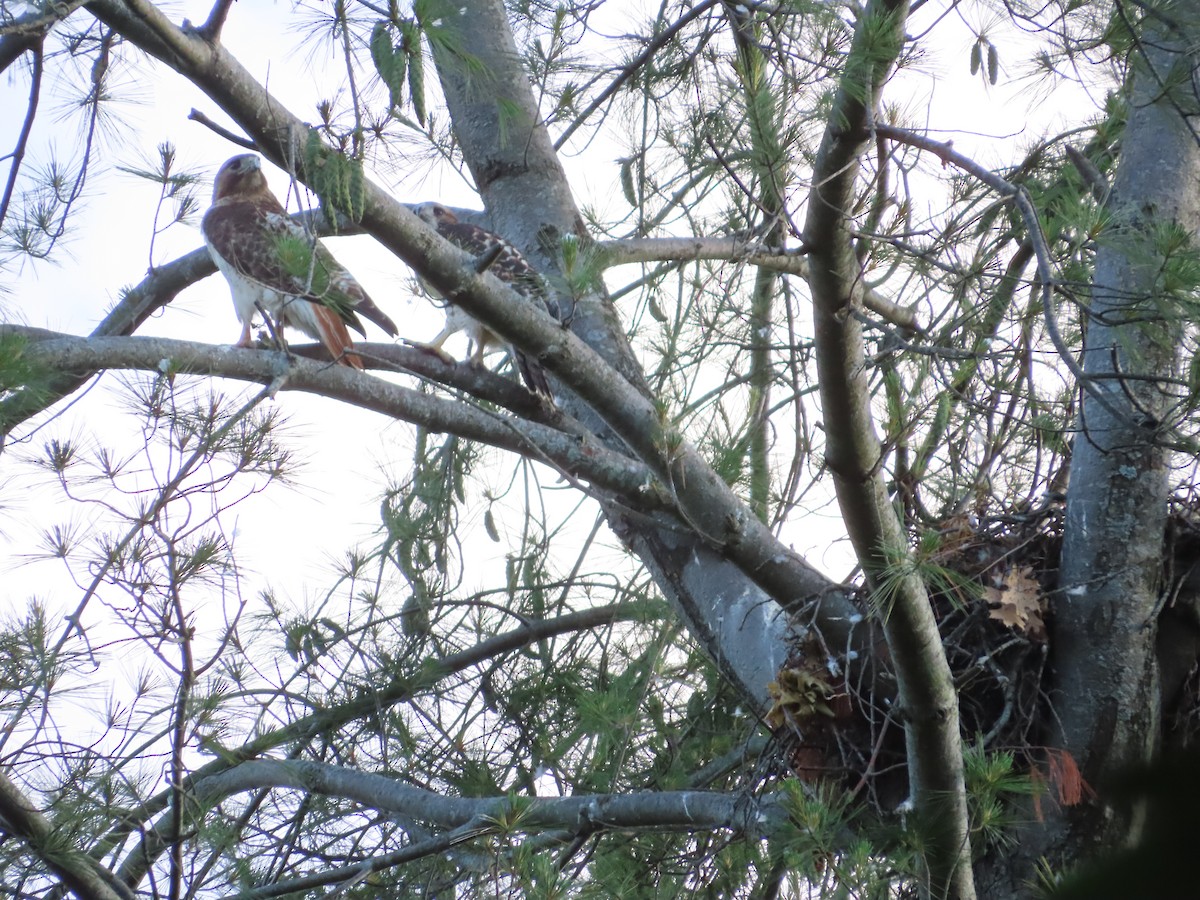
[1056,16,1200,778]
[4,327,667,503]
[8,1,1199,896]
[419,0,869,705]
[984,2,1200,892]
[193,759,788,834]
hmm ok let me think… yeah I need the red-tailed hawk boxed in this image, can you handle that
[414,202,553,397]
[202,154,398,369]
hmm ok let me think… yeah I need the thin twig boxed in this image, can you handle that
[188,108,256,150]
[874,123,1145,430]
[554,0,723,150]
[0,37,41,230]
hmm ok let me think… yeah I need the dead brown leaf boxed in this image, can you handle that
[986,565,1047,640]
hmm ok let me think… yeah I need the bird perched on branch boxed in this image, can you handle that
[202,154,398,369]
[413,202,554,397]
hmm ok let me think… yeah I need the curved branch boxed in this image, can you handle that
[0,1,90,74]
[872,123,1144,432]
[802,1,975,898]
[109,603,652,889]
[197,759,779,832]
[170,758,785,895]
[0,38,42,230]
[5,327,670,509]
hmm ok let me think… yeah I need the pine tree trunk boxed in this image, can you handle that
[981,1,1200,890]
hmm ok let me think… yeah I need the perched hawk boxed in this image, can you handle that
[414,202,554,397]
[202,154,398,369]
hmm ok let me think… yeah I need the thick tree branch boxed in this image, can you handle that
[194,758,783,833]
[0,768,133,900]
[802,1,974,898]
[4,327,671,508]
[0,208,453,435]
[1052,9,1200,864]
[0,31,37,74]
[0,1,89,74]
[409,1,882,704]
[155,758,788,895]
